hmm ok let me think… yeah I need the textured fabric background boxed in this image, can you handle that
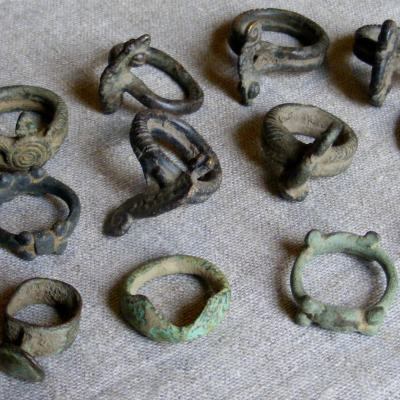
[0,0,399,399]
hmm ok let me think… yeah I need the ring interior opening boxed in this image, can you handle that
[303,252,386,308]
[129,258,225,295]
[148,118,199,170]
[0,193,69,233]
[131,63,186,100]
[260,31,302,47]
[0,111,49,138]
[0,95,55,125]
[7,280,80,326]
[277,105,347,147]
[259,12,321,46]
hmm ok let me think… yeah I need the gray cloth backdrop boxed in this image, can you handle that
[0,0,399,399]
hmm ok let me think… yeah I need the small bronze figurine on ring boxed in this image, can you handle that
[99,34,204,115]
[105,110,222,237]
[262,103,358,201]
[228,8,330,105]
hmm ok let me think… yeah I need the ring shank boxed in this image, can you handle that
[5,278,82,357]
[262,103,358,177]
[230,8,329,58]
[125,255,228,295]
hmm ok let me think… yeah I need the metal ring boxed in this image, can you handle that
[0,85,68,171]
[0,278,82,382]
[0,168,81,260]
[121,255,231,343]
[262,103,358,201]
[105,110,222,237]
[290,230,398,335]
[354,20,400,106]
[228,8,330,105]
[99,34,204,115]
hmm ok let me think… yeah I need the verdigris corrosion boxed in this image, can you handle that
[0,85,68,171]
[99,34,204,115]
[0,278,82,382]
[229,9,329,105]
[262,104,358,201]
[121,255,231,343]
[105,111,221,237]
[290,230,398,335]
[0,168,81,260]
[354,20,400,106]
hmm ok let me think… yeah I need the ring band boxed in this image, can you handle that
[121,255,231,343]
[0,85,68,171]
[105,111,221,237]
[262,103,358,201]
[99,34,204,115]
[0,278,82,382]
[290,230,398,335]
[353,20,400,106]
[0,168,81,260]
[229,9,329,105]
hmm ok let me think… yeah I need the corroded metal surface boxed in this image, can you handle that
[105,111,221,237]
[99,34,204,114]
[0,85,68,171]
[0,168,81,260]
[354,20,400,106]
[0,278,82,382]
[121,255,231,343]
[262,103,358,201]
[290,230,398,335]
[229,9,330,105]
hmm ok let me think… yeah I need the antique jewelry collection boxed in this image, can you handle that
[0,7,399,383]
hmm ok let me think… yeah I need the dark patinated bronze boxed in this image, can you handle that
[99,34,204,115]
[105,110,222,237]
[0,278,82,382]
[262,104,358,201]
[0,168,81,260]
[229,9,330,105]
[0,85,68,171]
[354,20,400,106]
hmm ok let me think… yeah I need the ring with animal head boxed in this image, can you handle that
[229,9,330,105]
[105,110,221,237]
[262,103,358,201]
[99,34,204,115]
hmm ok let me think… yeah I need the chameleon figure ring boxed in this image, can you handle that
[354,20,400,106]
[0,168,81,260]
[105,111,221,237]
[291,230,398,335]
[262,104,358,201]
[0,85,68,171]
[229,9,329,105]
[99,34,204,115]
[0,278,82,382]
[121,255,231,343]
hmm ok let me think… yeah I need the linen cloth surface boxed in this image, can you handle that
[0,0,399,399]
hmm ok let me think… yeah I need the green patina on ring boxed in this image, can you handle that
[0,85,68,171]
[121,255,231,343]
[290,230,398,335]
